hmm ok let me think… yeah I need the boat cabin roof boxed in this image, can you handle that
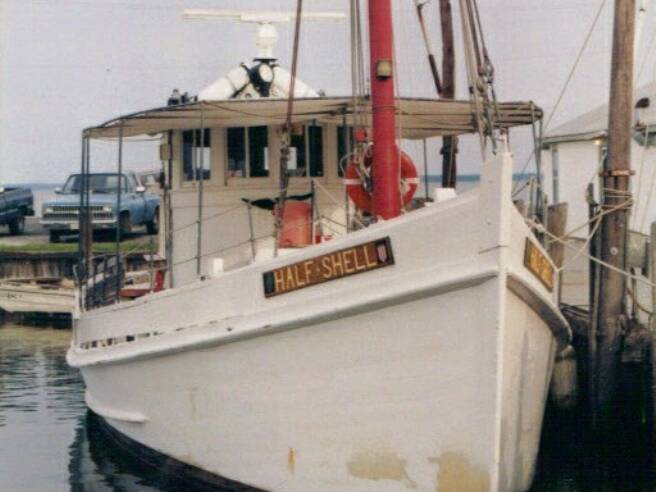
[85,96,542,140]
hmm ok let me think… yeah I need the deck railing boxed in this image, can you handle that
[77,179,352,311]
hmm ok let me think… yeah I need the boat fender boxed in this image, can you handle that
[344,147,418,213]
[549,344,578,409]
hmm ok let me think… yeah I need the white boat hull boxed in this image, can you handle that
[68,154,570,491]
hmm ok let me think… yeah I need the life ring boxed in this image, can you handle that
[344,149,419,213]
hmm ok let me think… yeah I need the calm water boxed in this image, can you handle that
[0,322,650,491]
[0,324,218,492]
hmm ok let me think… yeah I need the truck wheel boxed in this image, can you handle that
[119,212,131,238]
[8,213,25,235]
[146,208,159,235]
[49,230,61,243]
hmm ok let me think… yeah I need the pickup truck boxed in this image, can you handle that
[0,186,35,235]
[40,172,160,243]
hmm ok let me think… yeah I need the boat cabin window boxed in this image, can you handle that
[288,125,324,177]
[182,129,211,181]
[227,126,269,178]
[337,125,354,177]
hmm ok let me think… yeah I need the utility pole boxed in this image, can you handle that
[439,0,457,188]
[594,0,635,419]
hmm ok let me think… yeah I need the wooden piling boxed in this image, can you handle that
[547,203,568,267]
[547,203,568,303]
[595,0,635,418]
[650,223,656,443]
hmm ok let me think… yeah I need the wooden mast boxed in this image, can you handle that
[368,0,401,220]
[594,0,635,417]
[439,0,458,189]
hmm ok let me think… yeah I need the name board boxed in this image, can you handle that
[524,239,554,291]
[263,237,394,298]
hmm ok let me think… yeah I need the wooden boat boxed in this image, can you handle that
[68,3,571,491]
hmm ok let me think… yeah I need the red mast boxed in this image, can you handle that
[368,0,401,219]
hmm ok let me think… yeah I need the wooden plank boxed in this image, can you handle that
[546,202,568,269]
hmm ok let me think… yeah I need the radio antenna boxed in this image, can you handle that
[183,10,346,60]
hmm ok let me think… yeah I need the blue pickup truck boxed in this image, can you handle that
[40,172,160,243]
[0,186,34,235]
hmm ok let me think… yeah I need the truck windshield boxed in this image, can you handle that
[63,174,128,194]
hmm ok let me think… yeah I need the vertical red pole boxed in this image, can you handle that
[368,0,401,219]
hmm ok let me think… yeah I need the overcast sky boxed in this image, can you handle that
[1,0,654,184]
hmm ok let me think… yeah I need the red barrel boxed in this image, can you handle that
[276,201,312,248]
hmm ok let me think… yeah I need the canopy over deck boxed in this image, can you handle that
[85,97,542,140]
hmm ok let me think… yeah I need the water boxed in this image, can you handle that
[0,324,214,492]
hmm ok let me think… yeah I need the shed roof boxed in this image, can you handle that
[543,81,656,146]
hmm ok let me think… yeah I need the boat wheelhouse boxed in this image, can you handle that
[85,96,542,288]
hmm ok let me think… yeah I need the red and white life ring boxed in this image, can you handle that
[344,149,419,213]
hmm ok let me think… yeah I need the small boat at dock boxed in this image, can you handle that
[0,277,76,316]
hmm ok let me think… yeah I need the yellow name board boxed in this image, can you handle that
[263,237,394,298]
[524,239,554,291]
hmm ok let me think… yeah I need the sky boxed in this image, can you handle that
[0,0,655,184]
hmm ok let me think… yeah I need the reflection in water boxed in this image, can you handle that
[69,412,221,492]
[0,325,85,491]
[69,412,166,492]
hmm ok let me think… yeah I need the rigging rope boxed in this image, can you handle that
[458,0,502,155]
[527,216,655,288]
[512,0,608,196]
[274,0,304,257]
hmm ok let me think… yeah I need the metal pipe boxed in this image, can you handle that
[78,133,86,291]
[305,124,310,181]
[149,237,155,293]
[84,136,92,305]
[247,202,256,260]
[343,112,351,232]
[310,179,316,243]
[78,133,88,309]
[422,138,429,199]
[551,145,560,204]
[415,0,443,95]
[368,0,401,220]
[115,122,124,303]
[196,109,205,277]
[166,130,174,288]
[103,255,108,306]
